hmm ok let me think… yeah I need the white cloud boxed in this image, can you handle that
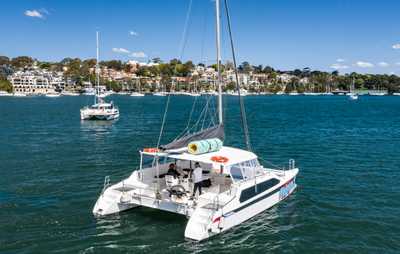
[354,61,374,68]
[392,44,400,49]
[24,9,44,18]
[336,58,345,62]
[378,62,389,67]
[129,31,139,36]
[330,63,349,70]
[131,51,147,58]
[112,48,130,54]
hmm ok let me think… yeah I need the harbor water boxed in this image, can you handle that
[1,95,399,253]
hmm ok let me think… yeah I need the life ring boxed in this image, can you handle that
[211,156,229,163]
[143,148,159,153]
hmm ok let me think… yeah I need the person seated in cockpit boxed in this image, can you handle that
[167,163,180,178]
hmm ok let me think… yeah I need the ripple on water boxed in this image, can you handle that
[1,96,400,253]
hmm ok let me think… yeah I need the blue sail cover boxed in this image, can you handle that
[160,124,224,151]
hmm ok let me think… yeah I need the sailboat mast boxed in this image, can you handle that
[95,31,100,104]
[215,0,223,125]
[224,0,251,151]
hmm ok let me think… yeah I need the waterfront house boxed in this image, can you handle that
[8,69,63,95]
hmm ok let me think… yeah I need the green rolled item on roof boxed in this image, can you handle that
[188,138,223,155]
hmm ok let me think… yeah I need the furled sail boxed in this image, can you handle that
[160,124,224,151]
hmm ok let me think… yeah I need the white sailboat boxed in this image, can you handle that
[130,81,145,97]
[348,78,358,100]
[92,0,298,241]
[80,32,119,121]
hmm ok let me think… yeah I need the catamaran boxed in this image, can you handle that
[80,32,119,121]
[92,0,298,241]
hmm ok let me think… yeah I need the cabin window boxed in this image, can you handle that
[230,159,259,181]
[239,178,280,203]
[230,164,244,181]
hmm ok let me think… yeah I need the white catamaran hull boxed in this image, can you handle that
[80,113,119,120]
[80,109,119,121]
[93,166,298,241]
[185,168,298,241]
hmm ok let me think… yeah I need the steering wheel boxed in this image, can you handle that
[168,185,186,198]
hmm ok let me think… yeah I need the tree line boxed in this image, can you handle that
[1,55,400,93]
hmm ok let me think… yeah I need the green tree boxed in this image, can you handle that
[11,56,34,68]
[152,57,162,63]
[239,61,252,73]
[0,79,13,92]
[0,56,10,66]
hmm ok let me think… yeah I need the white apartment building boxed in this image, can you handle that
[8,70,63,94]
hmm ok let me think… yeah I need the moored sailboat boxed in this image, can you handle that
[348,78,358,100]
[80,32,119,121]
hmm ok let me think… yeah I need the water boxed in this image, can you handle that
[1,95,399,253]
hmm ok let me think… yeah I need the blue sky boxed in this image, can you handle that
[1,0,400,74]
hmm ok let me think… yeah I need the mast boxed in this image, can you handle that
[215,0,223,125]
[95,31,100,104]
[224,0,251,151]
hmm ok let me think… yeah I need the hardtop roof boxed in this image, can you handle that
[144,146,257,166]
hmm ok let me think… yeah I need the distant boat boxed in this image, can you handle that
[13,92,27,97]
[83,87,96,96]
[347,78,358,100]
[45,92,61,98]
[80,32,119,121]
[303,92,324,96]
[0,91,12,96]
[201,91,218,96]
[289,91,299,96]
[369,92,385,96]
[227,89,248,96]
[393,92,400,96]
[153,92,167,96]
[349,94,358,100]
[61,91,79,96]
[130,92,145,97]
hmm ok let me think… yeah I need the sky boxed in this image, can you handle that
[1,0,400,74]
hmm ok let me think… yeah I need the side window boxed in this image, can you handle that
[230,164,243,181]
